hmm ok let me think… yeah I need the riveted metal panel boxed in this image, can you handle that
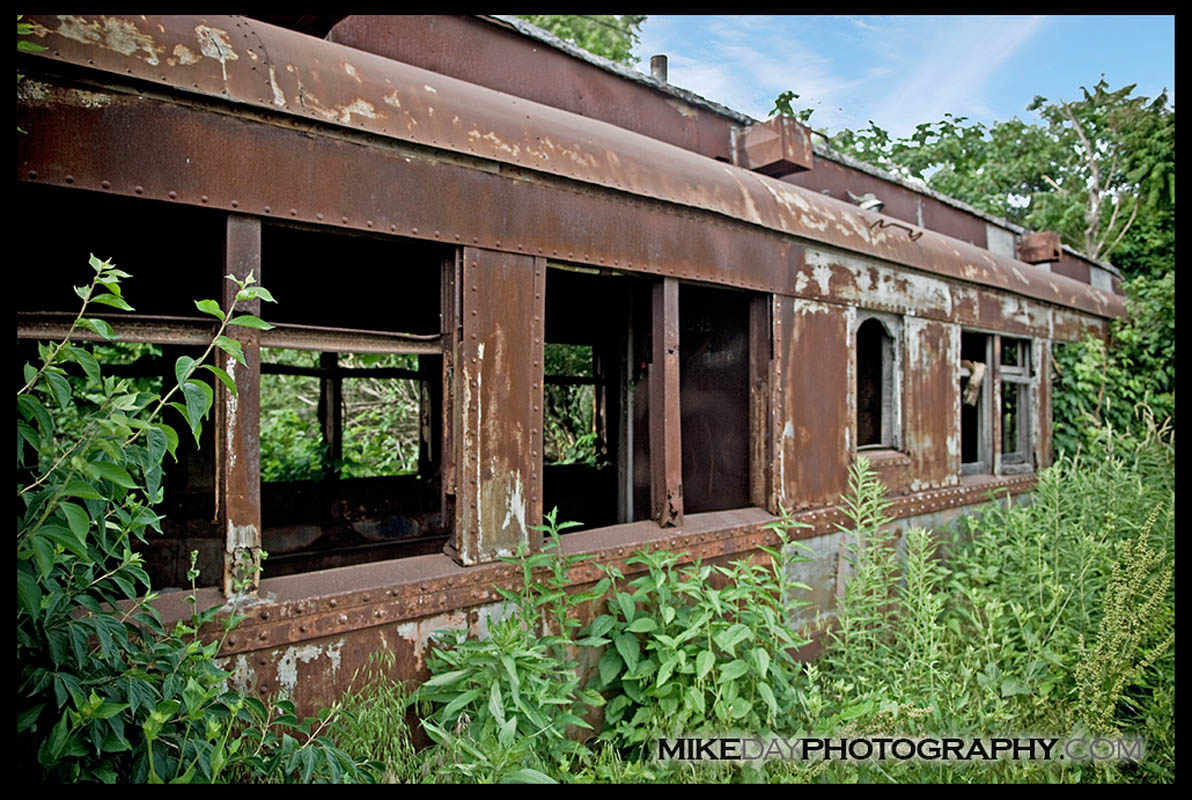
[453,248,544,564]
[903,318,962,490]
[217,214,262,597]
[774,298,851,509]
[19,14,1123,321]
[650,278,683,526]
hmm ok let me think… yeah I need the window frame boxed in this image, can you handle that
[853,309,904,455]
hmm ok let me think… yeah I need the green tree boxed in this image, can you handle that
[515,15,646,66]
[823,78,1174,270]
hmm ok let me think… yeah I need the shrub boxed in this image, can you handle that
[16,258,375,783]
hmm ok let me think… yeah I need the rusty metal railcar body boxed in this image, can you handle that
[16,14,1124,714]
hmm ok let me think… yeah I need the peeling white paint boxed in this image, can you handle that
[55,15,164,65]
[337,98,378,122]
[221,653,256,695]
[171,43,199,65]
[499,472,526,540]
[267,65,286,107]
[423,84,437,93]
[275,639,344,696]
[195,24,238,83]
[344,62,361,81]
[383,90,401,108]
[396,611,468,671]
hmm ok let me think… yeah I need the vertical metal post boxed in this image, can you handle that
[649,277,682,526]
[452,247,543,565]
[748,294,774,512]
[318,351,342,475]
[217,214,262,598]
[440,250,460,532]
[992,335,1003,474]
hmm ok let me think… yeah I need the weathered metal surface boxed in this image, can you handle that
[453,248,543,565]
[17,312,215,345]
[1017,231,1063,264]
[802,247,1058,338]
[1049,252,1092,285]
[748,295,774,511]
[18,15,1122,321]
[991,336,1004,475]
[650,278,683,526]
[786,154,993,249]
[327,15,736,163]
[741,116,813,177]
[903,318,961,490]
[1035,339,1052,469]
[774,298,852,509]
[1051,307,1108,342]
[217,215,262,597]
[153,474,1033,714]
[865,449,913,496]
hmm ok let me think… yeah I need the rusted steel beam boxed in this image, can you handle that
[18,16,1122,322]
[452,248,543,565]
[172,474,1037,662]
[649,278,682,526]
[327,15,738,164]
[903,318,962,489]
[748,294,774,512]
[991,336,1004,475]
[261,323,441,354]
[774,298,852,510]
[17,312,215,345]
[440,251,460,530]
[217,214,263,597]
[1035,339,1052,469]
[16,82,1119,335]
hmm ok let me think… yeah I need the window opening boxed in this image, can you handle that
[855,315,899,450]
[999,337,1032,468]
[542,266,651,530]
[960,331,992,474]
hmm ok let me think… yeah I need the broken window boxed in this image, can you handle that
[960,331,992,474]
[542,265,652,530]
[255,224,451,576]
[679,284,752,514]
[855,313,901,451]
[998,337,1033,471]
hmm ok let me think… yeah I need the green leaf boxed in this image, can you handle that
[695,650,715,681]
[61,479,103,499]
[235,285,276,303]
[719,659,750,683]
[174,355,197,387]
[228,314,275,330]
[194,299,226,321]
[200,363,237,396]
[213,336,245,366]
[79,317,118,340]
[90,293,135,311]
[501,768,557,784]
[626,616,658,633]
[45,372,72,409]
[758,682,778,716]
[88,461,137,489]
[613,632,640,674]
[597,648,623,686]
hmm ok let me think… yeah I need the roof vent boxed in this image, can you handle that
[848,191,884,213]
[650,54,668,83]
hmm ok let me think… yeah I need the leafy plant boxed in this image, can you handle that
[411,509,606,783]
[16,257,373,783]
[583,513,812,750]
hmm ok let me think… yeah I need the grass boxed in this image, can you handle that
[330,432,1175,784]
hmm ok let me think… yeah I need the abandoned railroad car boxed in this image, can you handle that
[16,14,1125,714]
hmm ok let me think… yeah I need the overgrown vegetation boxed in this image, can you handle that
[17,261,376,783]
[329,433,1173,783]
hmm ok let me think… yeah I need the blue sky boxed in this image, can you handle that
[631,15,1175,137]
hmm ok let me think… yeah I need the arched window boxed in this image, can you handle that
[856,315,899,450]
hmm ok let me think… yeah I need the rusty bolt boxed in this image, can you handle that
[101,180,111,189]
[258,631,267,641]
[260,610,269,620]
[339,614,348,624]
[329,598,337,608]
[64,174,74,184]
[264,205,271,213]
[316,212,324,220]
[134,185,144,194]
[227,637,237,647]
[299,624,307,633]
[200,194,209,203]
[258,657,266,666]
